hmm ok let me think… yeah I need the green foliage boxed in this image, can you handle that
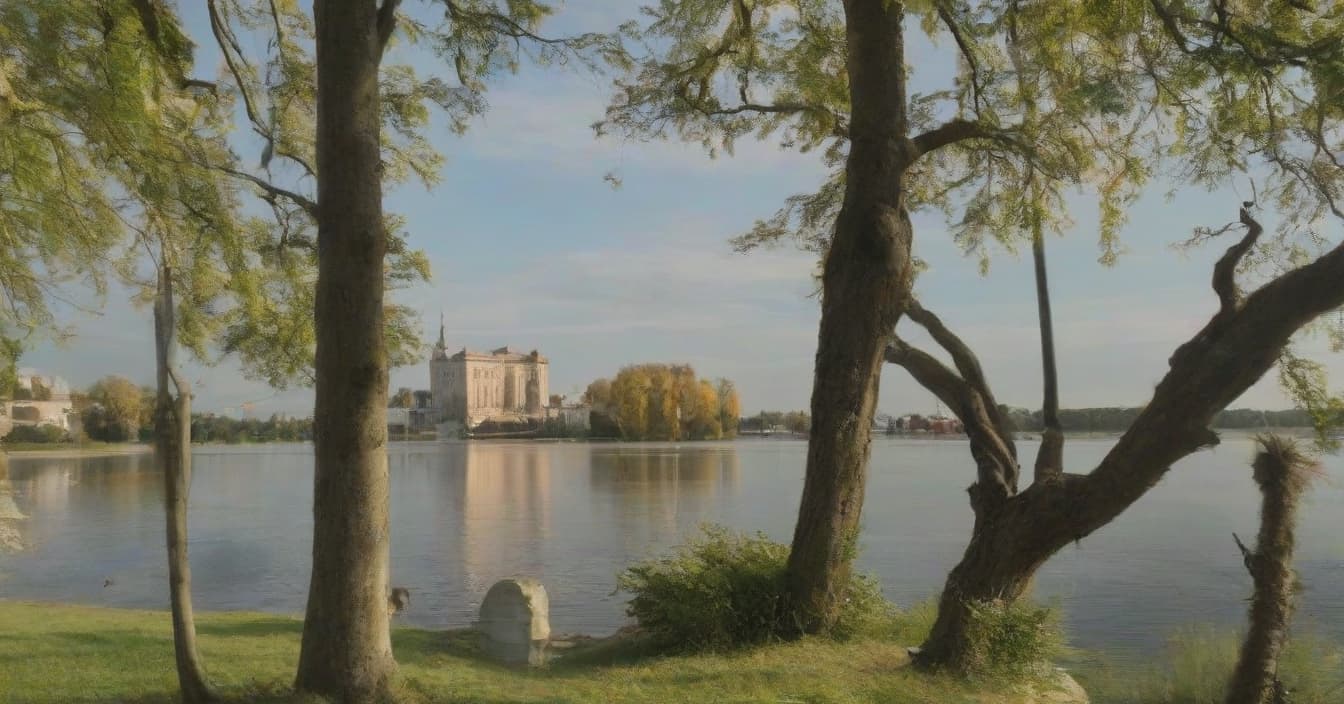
[82,375,145,443]
[3,424,68,444]
[1078,626,1344,704]
[81,406,136,444]
[618,526,894,652]
[961,599,1065,681]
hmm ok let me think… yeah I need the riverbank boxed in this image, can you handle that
[0,601,1086,704]
[3,442,151,459]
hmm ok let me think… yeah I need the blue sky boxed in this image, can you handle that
[26,1,1343,417]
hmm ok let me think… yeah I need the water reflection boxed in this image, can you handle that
[0,439,1339,659]
[0,456,26,552]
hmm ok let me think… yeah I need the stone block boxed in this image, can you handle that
[478,577,550,666]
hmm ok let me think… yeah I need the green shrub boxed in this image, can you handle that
[961,598,1065,680]
[4,424,69,444]
[617,525,895,652]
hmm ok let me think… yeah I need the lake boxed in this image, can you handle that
[0,437,1340,661]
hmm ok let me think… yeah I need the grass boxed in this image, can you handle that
[1074,626,1344,704]
[0,601,1077,704]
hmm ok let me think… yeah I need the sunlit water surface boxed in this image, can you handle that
[1,438,1340,662]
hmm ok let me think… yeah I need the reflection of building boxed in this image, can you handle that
[460,443,552,585]
[429,319,549,430]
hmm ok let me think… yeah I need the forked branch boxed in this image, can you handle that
[885,338,1017,501]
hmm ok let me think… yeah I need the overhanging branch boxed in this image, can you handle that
[1071,207,1344,539]
[909,119,1026,161]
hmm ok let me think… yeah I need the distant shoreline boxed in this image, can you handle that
[4,443,152,460]
[0,426,1322,459]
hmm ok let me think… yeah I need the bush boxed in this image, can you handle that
[618,525,895,652]
[4,424,69,444]
[961,599,1064,680]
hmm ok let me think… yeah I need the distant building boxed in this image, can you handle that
[1,370,76,435]
[428,318,549,430]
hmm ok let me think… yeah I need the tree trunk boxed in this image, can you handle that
[1226,436,1313,704]
[784,0,915,633]
[294,0,396,701]
[154,265,216,703]
[916,484,1068,670]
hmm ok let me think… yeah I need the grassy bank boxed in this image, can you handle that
[0,601,1073,704]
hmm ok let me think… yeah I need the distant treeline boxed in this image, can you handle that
[997,406,1325,433]
[5,411,311,445]
[739,411,810,434]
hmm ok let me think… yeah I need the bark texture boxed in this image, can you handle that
[1226,436,1315,704]
[294,0,396,700]
[898,208,1344,671]
[784,0,915,633]
[154,266,216,703]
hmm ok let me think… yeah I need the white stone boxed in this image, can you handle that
[478,577,550,666]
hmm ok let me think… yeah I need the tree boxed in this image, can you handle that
[273,2,616,699]
[716,379,741,439]
[584,378,613,409]
[687,379,723,440]
[389,387,415,408]
[1227,436,1318,704]
[87,376,145,442]
[603,0,1344,668]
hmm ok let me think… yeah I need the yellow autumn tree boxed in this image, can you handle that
[611,366,652,440]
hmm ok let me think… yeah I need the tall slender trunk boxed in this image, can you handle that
[154,265,216,703]
[294,0,395,700]
[785,0,915,633]
[1227,437,1313,704]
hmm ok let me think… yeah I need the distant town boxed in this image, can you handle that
[0,358,1322,447]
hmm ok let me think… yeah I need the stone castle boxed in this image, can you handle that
[429,318,549,430]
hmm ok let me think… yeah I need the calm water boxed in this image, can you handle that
[0,438,1341,659]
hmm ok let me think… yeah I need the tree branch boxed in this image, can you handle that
[1214,206,1265,316]
[1169,206,1265,368]
[909,119,1024,160]
[206,1,264,134]
[885,338,1017,503]
[936,2,983,113]
[1071,212,1344,539]
[376,0,401,56]
[214,165,317,217]
[904,298,1016,462]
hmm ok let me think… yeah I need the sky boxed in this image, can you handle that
[25,1,1344,418]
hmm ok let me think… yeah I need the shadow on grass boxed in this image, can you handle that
[197,616,305,639]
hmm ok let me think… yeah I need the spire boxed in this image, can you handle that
[436,311,445,350]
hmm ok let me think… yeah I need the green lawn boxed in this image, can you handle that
[0,601,1073,704]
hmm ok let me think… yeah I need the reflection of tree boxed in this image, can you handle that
[589,446,742,536]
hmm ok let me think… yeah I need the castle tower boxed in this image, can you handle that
[430,314,452,420]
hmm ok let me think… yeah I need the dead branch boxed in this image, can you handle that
[1168,206,1264,369]
[1226,435,1317,704]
